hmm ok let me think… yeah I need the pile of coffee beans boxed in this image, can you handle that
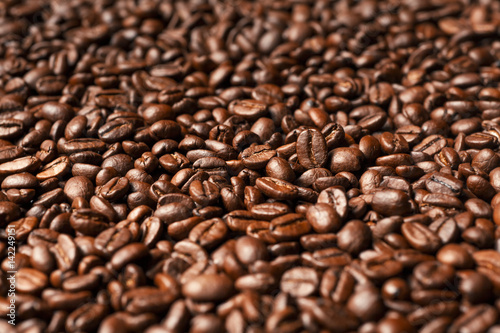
[1,0,500,332]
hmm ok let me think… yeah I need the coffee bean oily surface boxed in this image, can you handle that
[1,0,500,332]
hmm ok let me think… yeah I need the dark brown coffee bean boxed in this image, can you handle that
[347,287,386,322]
[100,177,129,202]
[188,218,228,249]
[372,189,412,216]
[337,220,372,255]
[66,303,108,332]
[121,287,176,314]
[70,209,109,236]
[16,268,49,294]
[402,222,442,254]
[329,147,364,174]
[241,145,276,170]
[110,243,149,271]
[270,213,311,241]
[306,203,342,233]
[280,267,319,297]
[98,120,134,143]
[182,274,234,302]
[50,234,80,271]
[231,99,268,121]
[448,305,498,333]
[60,139,107,155]
[94,227,132,258]
[425,172,463,197]
[296,128,328,169]
[0,156,41,176]
[36,156,70,181]
[255,177,298,201]
[234,236,268,265]
[437,244,473,269]
[317,186,348,220]
[64,176,94,202]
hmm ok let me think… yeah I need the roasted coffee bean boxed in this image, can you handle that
[16,268,49,294]
[98,120,134,143]
[234,236,268,265]
[280,267,319,297]
[121,287,176,314]
[50,234,80,271]
[188,218,228,249]
[372,189,412,216]
[402,222,442,254]
[317,186,348,220]
[337,220,372,255]
[329,147,364,174]
[64,176,94,202]
[70,209,109,236]
[231,100,268,121]
[296,128,328,169]
[413,260,455,289]
[0,156,41,176]
[94,227,132,258]
[306,203,342,233]
[270,213,311,241]
[182,274,234,302]
[66,303,108,332]
[425,172,463,197]
[448,305,498,333]
[100,177,129,202]
[241,145,276,170]
[110,243,149,271]
[255,177,298,201]
[60,139,107,154]
[437,244,473,269]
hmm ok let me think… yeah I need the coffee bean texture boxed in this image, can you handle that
[1,0,500,332]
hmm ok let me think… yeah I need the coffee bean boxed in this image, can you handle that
[60,139,107,155]
[402,222,442,254]
[0,156,41,175]
[110,243,149,271]
[188,218,228,249]
[270,213,311,241]
[317,186,349,220]
[241,144,276,170]
[436,243,473,269]
[347,287,385,322]
[255,177,298,201]
[234,236,268,265]
[16,268,49,294]
[231,100,268,121]
[425,172,463,196]
[70,209,109,236]
[280,267,319,297]
[297,128,328,169]
[50,234,80,271]
[94,227,132,257]
[182,274,234,302]
[337,220,372,255]
[306,203,342,233]
[64,176,94,202]
[66,303,108,332]
[372,189,412,216]
[98,120,134,143]
[329,147,364,174]
[0,201,21,225]
[121,287,176,314]
[448,305,498,333]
